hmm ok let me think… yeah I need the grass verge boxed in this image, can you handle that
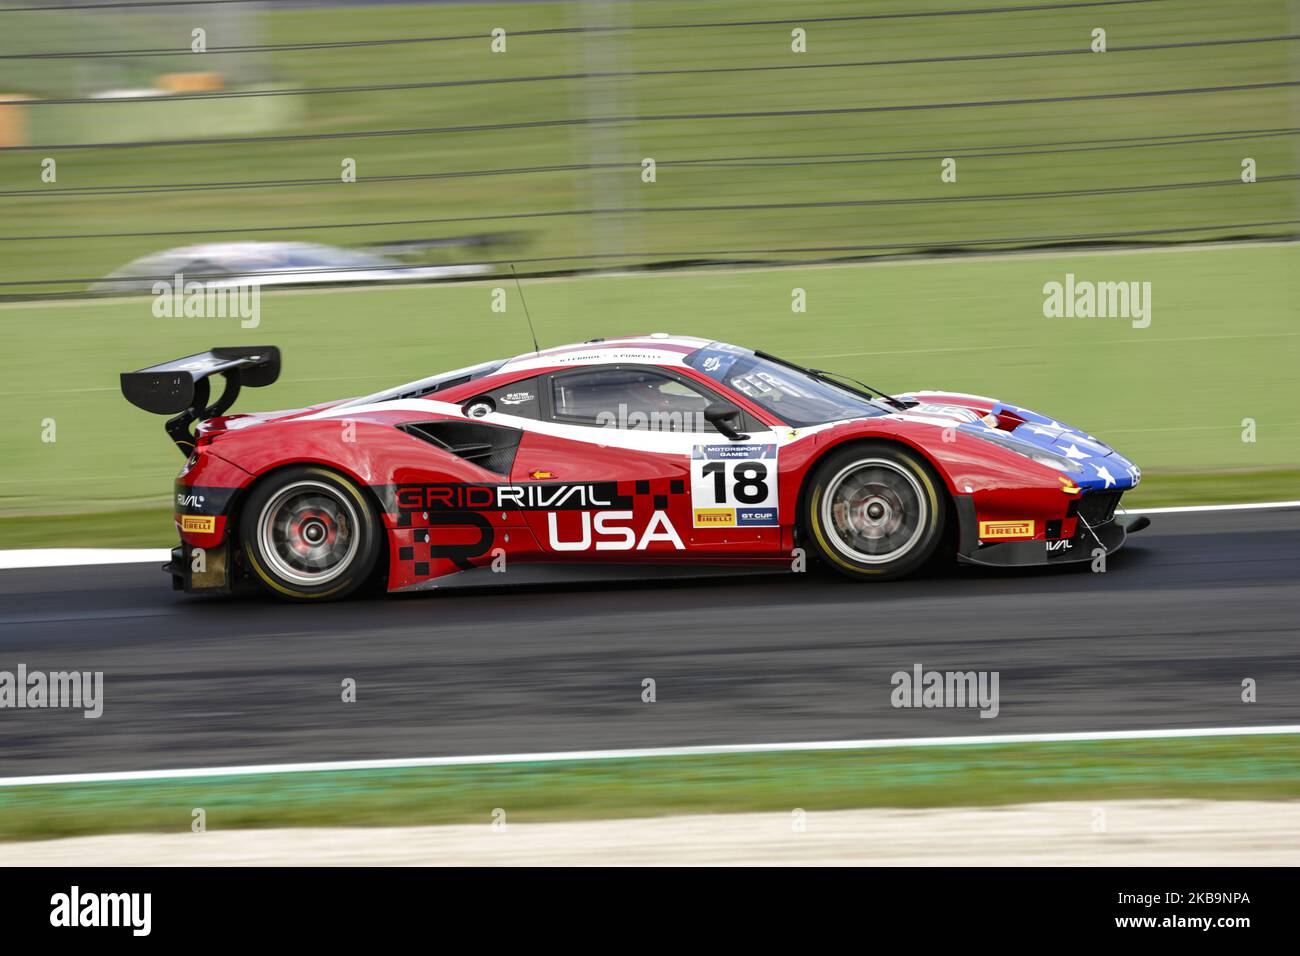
[2,734,1298,842]
[2,243,1297,524]
[0,508,174,550]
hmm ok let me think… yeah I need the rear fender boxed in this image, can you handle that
[203,415,538,591]
[174,448,254,551]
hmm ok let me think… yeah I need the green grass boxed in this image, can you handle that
[1122,469,1300,507]
[0,242,1296,535]
[0,0,1296,290]
[0,508,174,549]
[2,734,1297,842]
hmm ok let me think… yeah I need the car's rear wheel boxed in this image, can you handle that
[240,466,381,601]
[803,442,946,581]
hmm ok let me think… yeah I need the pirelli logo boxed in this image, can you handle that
[180,515,216,534]
[693,507,736,527]
[979,519,1035,540]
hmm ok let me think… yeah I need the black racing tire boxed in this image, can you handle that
[239,465,382,601]
[802,442,947,581]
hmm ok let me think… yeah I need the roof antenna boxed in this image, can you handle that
[510,264,540,355]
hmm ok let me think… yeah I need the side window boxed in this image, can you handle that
[549,367,715,432]
[463,377,541,419]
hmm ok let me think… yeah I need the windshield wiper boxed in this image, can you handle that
[806,368,916,411]
[751,350,916,411]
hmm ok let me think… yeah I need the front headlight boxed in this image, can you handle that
[973,429,1084,474]
[1029,450,1083,473]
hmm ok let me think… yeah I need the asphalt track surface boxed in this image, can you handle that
[1,508,1297,777]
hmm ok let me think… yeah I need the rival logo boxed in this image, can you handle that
[1046,539,1073,553]
[395,483,622,512]
[180,515,215,534]
[978,520,1035,540]
[176,492,206,508]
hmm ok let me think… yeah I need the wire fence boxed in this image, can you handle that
[3,127,1292,197]
[0,0,1296,296]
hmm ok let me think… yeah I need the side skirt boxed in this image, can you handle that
[396,561,792,592]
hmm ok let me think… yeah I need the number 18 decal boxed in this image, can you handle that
[690,443,779,527]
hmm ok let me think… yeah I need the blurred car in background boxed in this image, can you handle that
[92,241,489,293]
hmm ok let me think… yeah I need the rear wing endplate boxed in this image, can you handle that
[120,346,280,454]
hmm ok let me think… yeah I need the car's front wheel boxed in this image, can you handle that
[803,442,946,581]
[240,465,382,601]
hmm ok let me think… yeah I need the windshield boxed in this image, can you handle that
[685,344,889,427]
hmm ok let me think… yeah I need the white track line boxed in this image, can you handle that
[1126,500,1300,514]
[1,500,1296,570]
[0,548,171,570]
[2,724,1297,788]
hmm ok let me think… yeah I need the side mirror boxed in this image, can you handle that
[704,403,750,441]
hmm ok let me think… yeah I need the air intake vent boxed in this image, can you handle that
[1073,490,1122,525]
[399,420,522,476]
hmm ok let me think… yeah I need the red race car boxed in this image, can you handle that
[121,335,1148,600]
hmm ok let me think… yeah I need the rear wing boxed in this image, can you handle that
[121,346,280,454]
